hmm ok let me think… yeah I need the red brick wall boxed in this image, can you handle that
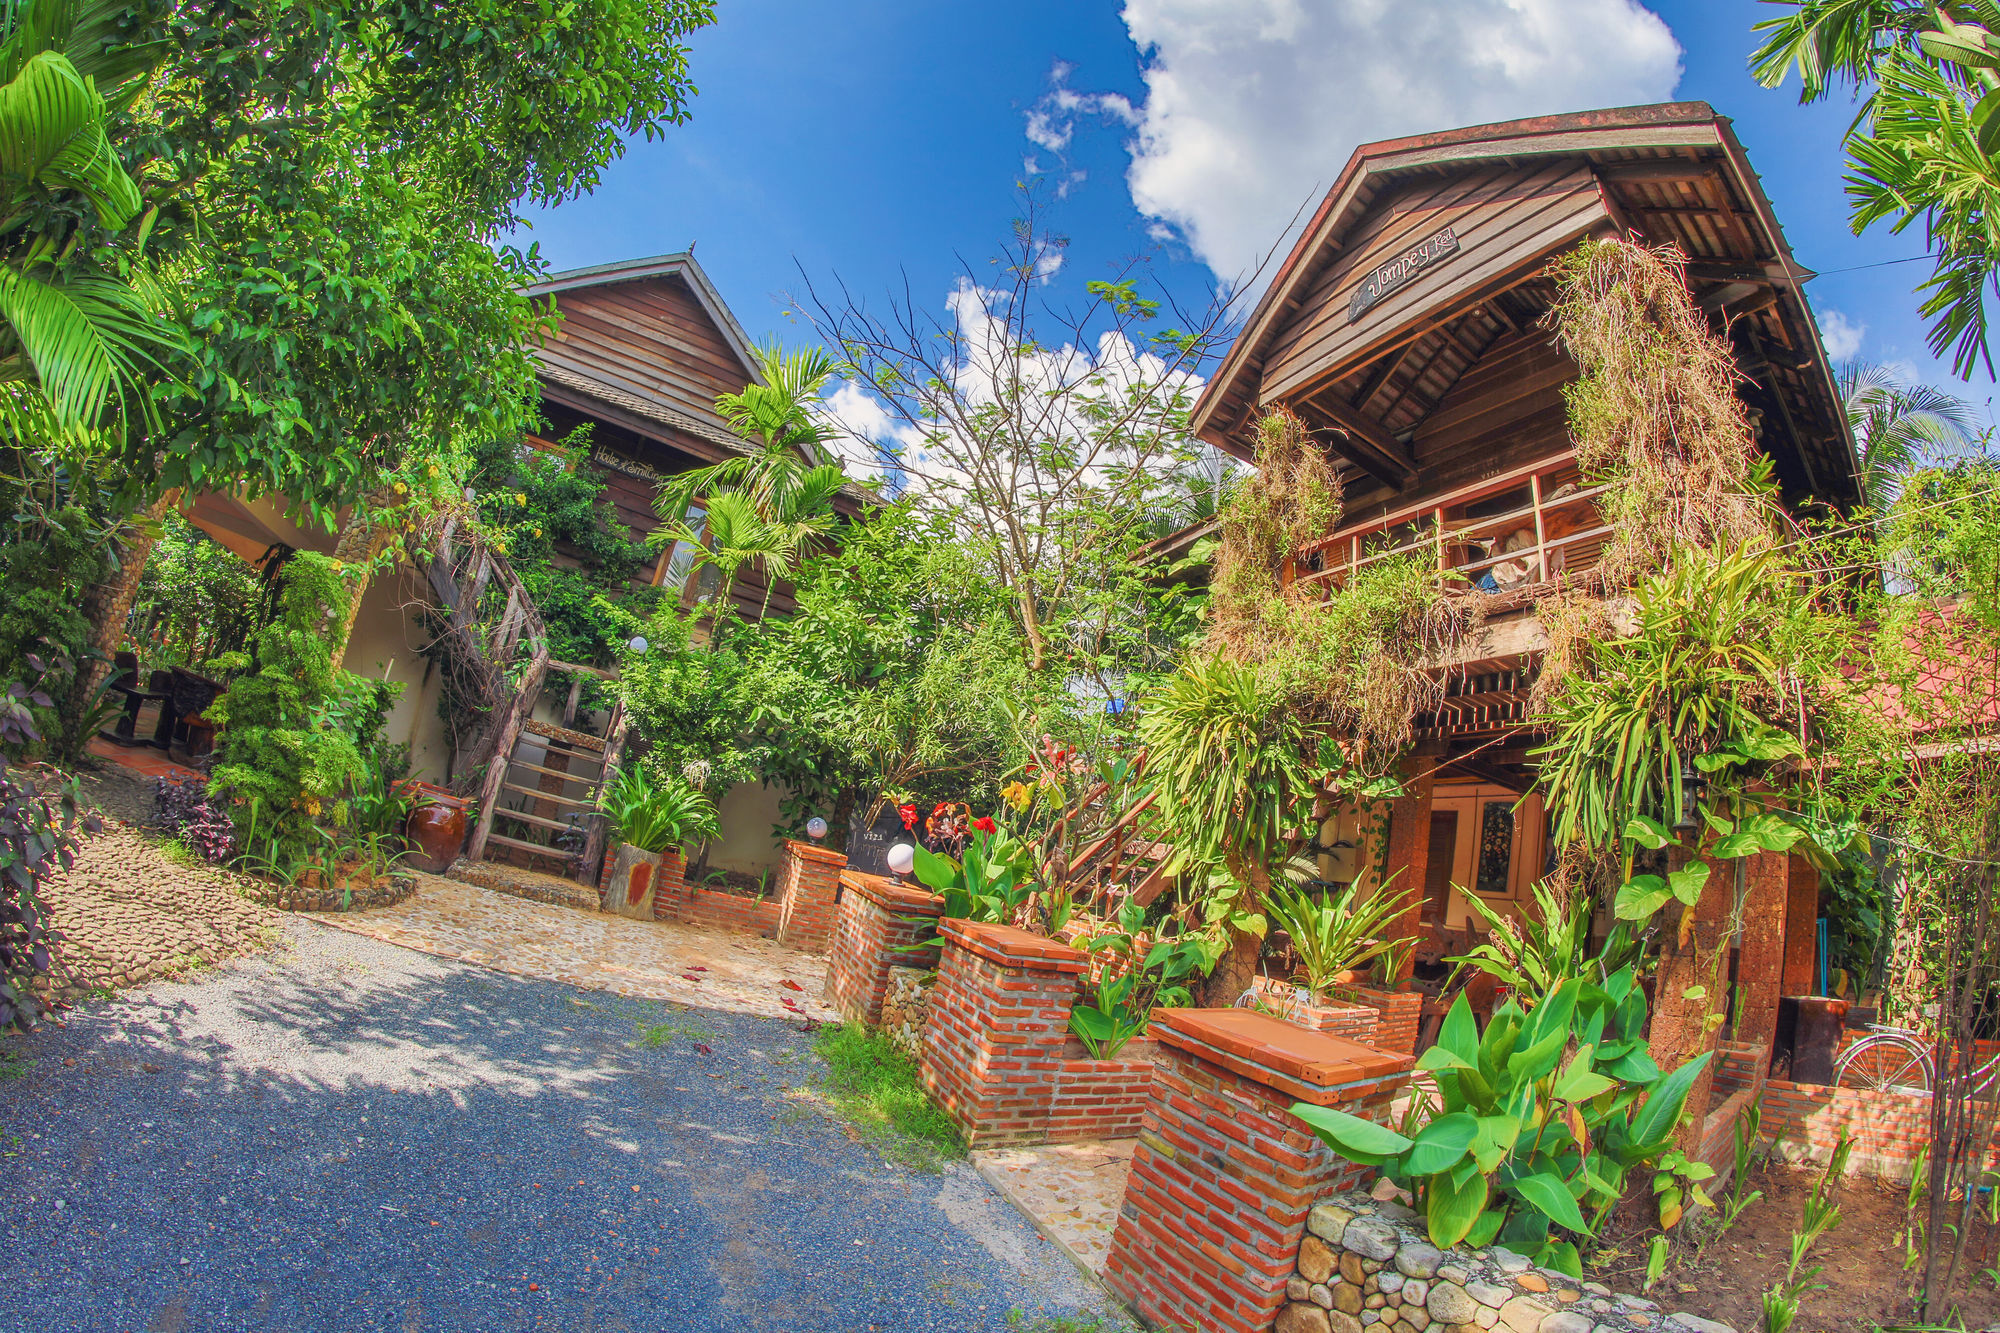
[1758,1078,1952,1181]
[919,920,1090,1148]
[1102,1008,1412,1333]
[776,840,845,954]
[673,886,780,936]
[1045,1039,1160,1143]
[1321,980,1422,1055]
[825,871,943,1026]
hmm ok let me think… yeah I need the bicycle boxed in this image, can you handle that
[1832,1023,2000,1095]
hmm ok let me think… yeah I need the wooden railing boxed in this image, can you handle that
[1294,452,1611,597]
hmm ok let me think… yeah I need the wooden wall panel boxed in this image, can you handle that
[1262,162,1604,404]
[536,273,752,427]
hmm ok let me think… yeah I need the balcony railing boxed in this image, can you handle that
[1292,452,1610,598]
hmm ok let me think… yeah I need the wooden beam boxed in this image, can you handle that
[1598,160,1722,185]
[1299,392,1418,488]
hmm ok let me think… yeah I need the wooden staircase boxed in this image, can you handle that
[1044,751,1175,907]
[415,517,628,883]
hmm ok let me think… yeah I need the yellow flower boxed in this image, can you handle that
[516,492,527,506]
[426,463,439,478]
[1001,781,1032,812]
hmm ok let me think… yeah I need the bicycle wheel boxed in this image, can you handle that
[1833,1032,1934,1094]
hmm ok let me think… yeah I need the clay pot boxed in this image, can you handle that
[404,783,468,873]
[605,843,660,920]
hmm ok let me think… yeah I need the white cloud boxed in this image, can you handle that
[1818,308,1866,362]
[1115,0,1684,286]
[818,380,919,488]
[1023,64,1143,160]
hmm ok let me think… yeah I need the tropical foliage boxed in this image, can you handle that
[1263,876,1417,995]
[601,764,719,854]
[1293,972,1713,1278]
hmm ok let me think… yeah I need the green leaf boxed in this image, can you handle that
[1623,815,1673,849]
[1290,1102,1413,1164]
[1615,874,1674,920]
[1554,1048,1617,1103]
[1438,991,1479,1065]
[911,844,961,894]
[1407,1112,1479,1176]
[1426,1167,1488,1248]
[1629,1050,1714,1150]
[1512,1171,1592,1236]
[1667,861,1710,906]
[1466,1208,1506,1248]
[1417,1044,1475,1073]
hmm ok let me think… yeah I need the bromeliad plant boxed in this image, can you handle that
[601,766,720,855]
[1263,874,1417,995]
[1291,968,1711,1278]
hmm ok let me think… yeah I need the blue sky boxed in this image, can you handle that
[520,0,1994,426]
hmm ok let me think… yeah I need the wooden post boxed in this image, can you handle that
[464,645,549,863]
[1383,748,1441,982]
[1530,472,1549,584]
[577,701,626,888]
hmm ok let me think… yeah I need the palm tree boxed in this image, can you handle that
[1839,362,1982,506]
[651,341,851,623]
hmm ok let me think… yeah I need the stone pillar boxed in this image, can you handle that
[1782,853,1821,998]
[919,920,1086,1148]
[1102,1008,1412,1333]
[1382,750,1440,982]
[1648,851,1735,1152]
[1735,850,1790,1049]
[824,871,943,1026]
[775,839,846,953]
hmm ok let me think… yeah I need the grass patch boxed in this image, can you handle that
[812,1022,961,1172]
[631,1005,715,1051]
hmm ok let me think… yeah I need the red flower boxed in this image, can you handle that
[933,801,951,816]
[971,816,997,835]
[898,803,918,830]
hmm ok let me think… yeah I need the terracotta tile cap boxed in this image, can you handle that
[939,919,1088,973]
[840,871,943,915]
[785,839,848,867]
[1155,1007,1412,1093]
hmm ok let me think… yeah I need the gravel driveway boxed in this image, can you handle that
[0,918,1124,1332]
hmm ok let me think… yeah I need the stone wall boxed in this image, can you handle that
[247,868,417,913]
[1278,1192,1734,1333]
[881,966,934,1057]
[775,839,845,953]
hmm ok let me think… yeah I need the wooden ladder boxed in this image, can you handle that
[471,664,631,882]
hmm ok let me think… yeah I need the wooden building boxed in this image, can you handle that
[1188,103,1857,1028]
[179,252,853,880]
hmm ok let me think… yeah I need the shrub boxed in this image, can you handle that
[600,765,719,854]
[154,775,236,863]
[1292,969,1711,1278]
[0,663,100,1029]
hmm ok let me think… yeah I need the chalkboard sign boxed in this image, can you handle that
[846,803,913,877]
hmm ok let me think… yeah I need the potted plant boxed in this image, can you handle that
[1256,876,1417,1030]
[599,766,720,920]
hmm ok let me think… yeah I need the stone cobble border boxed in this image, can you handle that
[236,871,417,914]
[1280,1192,1735,1333]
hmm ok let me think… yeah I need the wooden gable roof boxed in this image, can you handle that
[523,252,768,466]
[1191,102,1861,512]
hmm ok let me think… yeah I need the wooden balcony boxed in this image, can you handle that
[1292,452,1610,601]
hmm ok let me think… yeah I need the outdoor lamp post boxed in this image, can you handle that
[1675,762,1706,834]
[628,635,648,655]
[805,816,828,842]
[886,842,915,882]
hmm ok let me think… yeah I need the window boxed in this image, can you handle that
[1474,800,1515,896]
[652,504,707,595]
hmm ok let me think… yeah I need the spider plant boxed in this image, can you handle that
[1262,874,1418,996]
[601,766,720,854]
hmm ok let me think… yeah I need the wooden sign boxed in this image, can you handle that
[1347,224,1461,324]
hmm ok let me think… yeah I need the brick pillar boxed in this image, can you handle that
[1383,750,1439,982]
[1321,980,1423,1055]
[776,840,846,953]
[824,871,943,1025]
[1782,853,1820,998]
[1736,850,1790,1049]
[651,849,688,923]
[919,920,1086,1147]
[1102,1008,1412,1333]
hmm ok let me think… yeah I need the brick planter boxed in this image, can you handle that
[825,870,943,1026]
[1759,1077,1975,1185]
[920,920,1090,1148]
[1250,974,1381,1045]
[776,839,846,953]
[917,919,1166,1148]
[1319,979,1423,1055]
[1101,1007,1411,1333]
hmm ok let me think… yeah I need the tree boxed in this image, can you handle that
[1754,1,2000,377]
[1838,359,1983,503]
[799,188,1249,671]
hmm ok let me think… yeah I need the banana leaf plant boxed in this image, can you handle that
[1290,968,1711,1278]
[895,826,1039,954]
